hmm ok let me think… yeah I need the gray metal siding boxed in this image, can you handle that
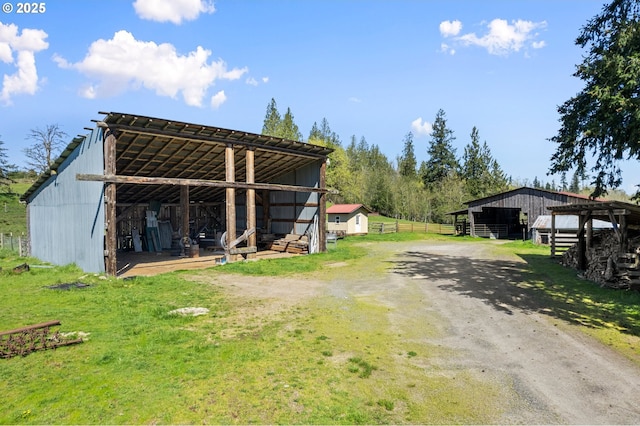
[271,161,321,235]
[27,129,105,273]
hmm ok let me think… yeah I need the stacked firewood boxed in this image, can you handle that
[561,230,640,290]
[261,234,309,254]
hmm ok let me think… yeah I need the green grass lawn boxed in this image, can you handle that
[1,236,639,424]
[0,179,34,235]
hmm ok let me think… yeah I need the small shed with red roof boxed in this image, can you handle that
[326,204,371,236]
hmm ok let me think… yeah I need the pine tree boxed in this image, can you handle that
[0,136,15,192]
[532,176,541,189]
[569,171,581,193]
[398,132,417,179]
[261,98,281,137]
[421,109,458,188]
[279,107,302,141]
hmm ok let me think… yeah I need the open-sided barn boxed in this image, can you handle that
[452,187,596,239]
[21,112,333,276]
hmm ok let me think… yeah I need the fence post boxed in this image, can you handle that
[381,223,385,234]
[18,236,22,257]
[10,232,13,251]
[395,220,399,233]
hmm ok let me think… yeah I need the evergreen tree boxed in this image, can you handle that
[421,109,458,188]
[278,107,303,141]
[309,118,340,147]
[460,127,507,197]
[549,0,640,199]
[532,176,541,189]
[261,98,281,137]
[0,136,15,192]
[398,132,417,179]
[569,171,581,193]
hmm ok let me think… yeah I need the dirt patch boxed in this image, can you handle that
[184,241,640,423]
[187,273,325,338]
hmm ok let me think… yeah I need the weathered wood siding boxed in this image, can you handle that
[270,161,321,235]
[26,129,105,272]
[467,188,589,236]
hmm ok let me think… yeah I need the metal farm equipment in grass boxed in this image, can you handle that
[0,320,84,359]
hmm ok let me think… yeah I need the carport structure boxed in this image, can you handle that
[22,112,333,275]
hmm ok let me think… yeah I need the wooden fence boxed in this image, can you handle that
[368,222,455,235]
[1,233,28,256]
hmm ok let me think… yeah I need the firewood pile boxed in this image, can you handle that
[261,234,309,255]
[561,230,640,290]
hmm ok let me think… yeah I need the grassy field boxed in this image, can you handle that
[1,234,640,424]
[0,180,33,235]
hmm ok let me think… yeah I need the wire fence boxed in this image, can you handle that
[0,233,28,256]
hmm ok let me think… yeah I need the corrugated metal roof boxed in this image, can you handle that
[22,111,334,204]
[531,215,614,230]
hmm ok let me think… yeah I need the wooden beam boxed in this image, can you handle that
[76,173,334,194]
[180,185,189,256]
[225,144,236,261]
[104,129,117,276]
[246,147,257,258]
[319,159,327,252]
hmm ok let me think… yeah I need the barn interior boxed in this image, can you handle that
[90,112,332,276]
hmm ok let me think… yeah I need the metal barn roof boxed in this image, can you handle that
[531,215,614,230]
[23,112,333,204]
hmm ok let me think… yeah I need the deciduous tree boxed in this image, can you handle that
[23,124,67,174]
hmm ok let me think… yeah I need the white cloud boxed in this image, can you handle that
[440,43,455,55]
[0,22,48,104]
[348,97,362,103]
[133,0,215,24]
[246,77,258,86]
[411,117,432,136]
[210,90,226,108]
[439,18,547,56]
[55,30,248,107]
[439,20,462,37]
[262,77,269,83]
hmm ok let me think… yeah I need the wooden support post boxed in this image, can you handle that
[620,213,627,251]
[246,147,257,259]
[180,185,190,256]
[586,216,593,248]
[577,213,588,271]
[225,144,236,261]
[104,129,117,276]
[551,212,556,257]
[318,159,327,252]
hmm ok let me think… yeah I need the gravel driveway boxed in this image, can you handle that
[329,240,640,424]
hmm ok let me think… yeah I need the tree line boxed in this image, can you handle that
[262,99,513,223]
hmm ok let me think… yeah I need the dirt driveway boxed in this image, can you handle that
[207,240,640,424]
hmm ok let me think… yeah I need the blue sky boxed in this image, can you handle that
[1,0,638,194]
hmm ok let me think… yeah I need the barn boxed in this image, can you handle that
[452,187,596,239]
[21,112,333,276]
[326,204,371,236]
